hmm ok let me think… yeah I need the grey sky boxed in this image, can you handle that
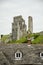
[0,0,43,34]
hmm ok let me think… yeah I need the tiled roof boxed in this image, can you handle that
[0,43,43,65]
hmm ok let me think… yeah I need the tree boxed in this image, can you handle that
[1,35,3,39]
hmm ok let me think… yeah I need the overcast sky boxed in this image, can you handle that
[0,0,43,34]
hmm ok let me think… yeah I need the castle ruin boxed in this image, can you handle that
[12,15,26,40]
[12,15,33,40]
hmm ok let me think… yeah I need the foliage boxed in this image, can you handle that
[1,35,9,42]
[8,36,27,44]
[32,35,43,44]
[33,33,40,39]
[1,35,3,38]
[1,33,43,44]
[15,37,27,43]
[8,40,16,43]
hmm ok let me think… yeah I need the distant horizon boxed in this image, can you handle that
[0,0,43,34]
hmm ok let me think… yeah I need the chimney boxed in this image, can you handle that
[27,38,32,44]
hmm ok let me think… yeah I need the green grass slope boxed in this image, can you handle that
[1,33,43,44]
[1,35,9,42]
[8,36,27,44]
[32,35,43,44]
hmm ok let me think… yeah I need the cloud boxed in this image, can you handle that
[0,0,43,34]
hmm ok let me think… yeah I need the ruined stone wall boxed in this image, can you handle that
[12,15,26,40]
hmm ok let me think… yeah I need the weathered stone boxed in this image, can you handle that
[0,43,43,65]
[12,15,27,40]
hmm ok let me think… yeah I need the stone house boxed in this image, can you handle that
[0,43,43,65]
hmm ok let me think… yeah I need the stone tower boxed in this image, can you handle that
[28,16,33,33]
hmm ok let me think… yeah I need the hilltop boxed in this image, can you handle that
[0,31,43,44]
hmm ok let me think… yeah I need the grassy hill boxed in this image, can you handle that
[1,35,10,43]
[1,32,43,44]
[8,36,27,43]
[32,35,43,44]
[8,33,43,44]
